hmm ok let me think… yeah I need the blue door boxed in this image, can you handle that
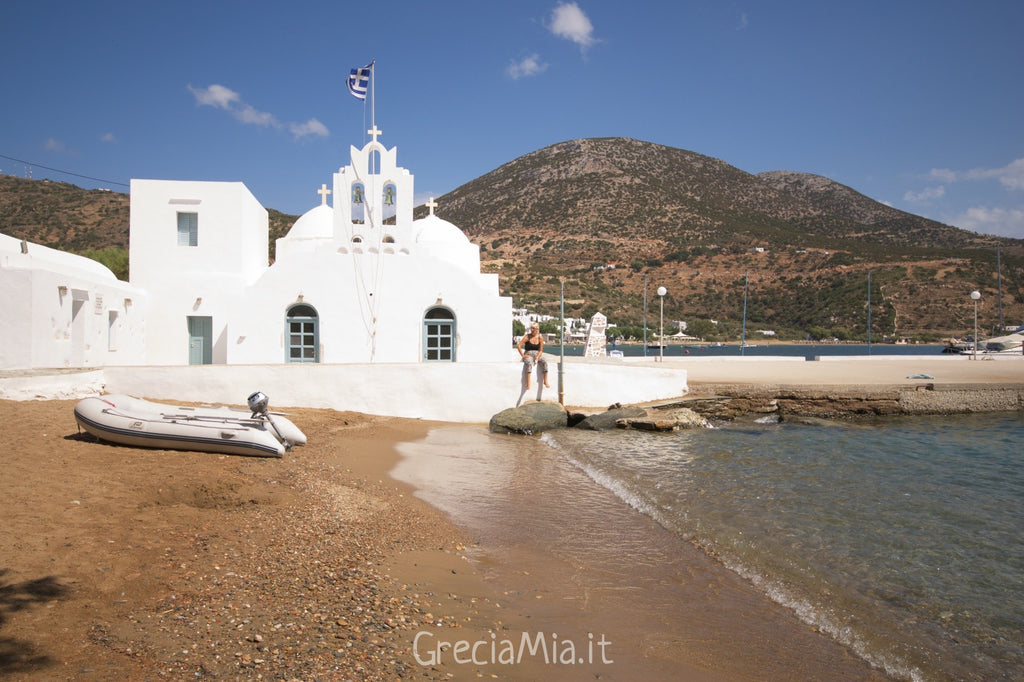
[187,316,212,365]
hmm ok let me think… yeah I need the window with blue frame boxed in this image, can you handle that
[423,307,455,361]
[286,304,319,362]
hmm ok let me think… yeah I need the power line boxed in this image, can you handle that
[0,153,130,188]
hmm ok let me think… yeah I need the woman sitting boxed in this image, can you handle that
[517,323,550,389]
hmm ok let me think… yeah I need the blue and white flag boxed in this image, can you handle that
[347,61,373,100]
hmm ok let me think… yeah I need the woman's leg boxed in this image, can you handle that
[523,353,535,388]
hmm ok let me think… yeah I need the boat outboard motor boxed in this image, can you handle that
[247,391,291,449]
[247,391,270,417]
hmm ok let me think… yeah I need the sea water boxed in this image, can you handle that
[395,413,1023,681]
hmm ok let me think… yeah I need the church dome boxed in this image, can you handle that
[285,204,333,239]
[414,214,470,245]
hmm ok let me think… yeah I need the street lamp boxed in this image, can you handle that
[970,290,981,360]
[657,286,667,362]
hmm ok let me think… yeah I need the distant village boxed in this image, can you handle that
[510,308,779,345]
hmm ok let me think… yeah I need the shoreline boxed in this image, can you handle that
[393,424,890,681]
[4,398,891,681]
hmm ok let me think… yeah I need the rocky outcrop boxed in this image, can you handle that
[489,383,1024,436]
[489,401,568,435]
[681,383,1024,420]
[574,405,648,430]
[613,406,712,431]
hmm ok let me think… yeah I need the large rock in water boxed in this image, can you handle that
[574,406,649,430]
[489,401,568,434]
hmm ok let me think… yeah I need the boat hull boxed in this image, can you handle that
[74,395,293,457]
[100,394,307,446]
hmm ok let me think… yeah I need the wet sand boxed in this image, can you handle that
[1,396,898,680]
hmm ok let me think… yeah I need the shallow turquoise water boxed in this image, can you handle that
[545,413,1024,681]
[394,412,1023,681]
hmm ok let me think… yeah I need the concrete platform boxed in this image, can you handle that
[3,353,1022,423]
[1,359,690,423]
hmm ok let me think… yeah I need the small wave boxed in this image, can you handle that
[544,431,928,682]
[541,432,678,533]
[720,556,926,682]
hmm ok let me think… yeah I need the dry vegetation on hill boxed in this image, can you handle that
[3,137,1022,341]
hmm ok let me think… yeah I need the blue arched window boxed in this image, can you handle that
[423,307,456,362]
[285,304,319,363]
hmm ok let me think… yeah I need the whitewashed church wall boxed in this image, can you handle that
[142,283,245,365]
[219,248,512,365]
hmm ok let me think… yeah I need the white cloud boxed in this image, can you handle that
[548,2,596,50]
[928,158,1024,191]
[928,168,957,183]
[965,158,1024,190]
[904,185,945,202]
[737,12,749,30]
[235,104,279,128]
[100,132,117,143]
[953,205,1024,239]
[289,119,329,138]
[189,84,239,110]
[44,138,67,153]
[188,83,328,139]
[507,54,548,79]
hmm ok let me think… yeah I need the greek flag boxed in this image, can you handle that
[347,62,373,100]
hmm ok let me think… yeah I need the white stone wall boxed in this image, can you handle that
[0,233,147,370]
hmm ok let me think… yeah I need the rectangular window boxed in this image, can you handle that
[177,212,198,246]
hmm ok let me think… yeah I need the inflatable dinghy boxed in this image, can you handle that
[73,392,305,458]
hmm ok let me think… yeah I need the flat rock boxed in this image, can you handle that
[574,406,649,430]
[616,407,712,431]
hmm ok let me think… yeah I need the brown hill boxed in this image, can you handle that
[428,138,1022,340]
[3,137,1022,340]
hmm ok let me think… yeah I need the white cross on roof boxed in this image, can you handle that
[317,183,331,206]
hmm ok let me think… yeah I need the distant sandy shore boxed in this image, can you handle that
[662,354,1024,388]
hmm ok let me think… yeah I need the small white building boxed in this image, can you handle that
[3,127,513,369]
[0,233,147,369]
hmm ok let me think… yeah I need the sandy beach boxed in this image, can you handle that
[2,356,1021,680]
[0,397,889,682]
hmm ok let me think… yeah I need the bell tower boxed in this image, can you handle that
[332,126,414,251]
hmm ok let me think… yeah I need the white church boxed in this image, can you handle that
[1,127,514,371]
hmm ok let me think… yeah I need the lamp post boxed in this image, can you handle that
[970,290,981,360]
[657,286,667,362]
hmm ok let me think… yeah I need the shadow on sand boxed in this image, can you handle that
[0,569,70,674]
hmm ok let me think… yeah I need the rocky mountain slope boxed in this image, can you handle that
[3,137,1021,340]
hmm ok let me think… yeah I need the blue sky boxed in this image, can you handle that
[2,1,1022,239]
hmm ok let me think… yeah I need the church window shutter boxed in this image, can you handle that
[177,212,198,246]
